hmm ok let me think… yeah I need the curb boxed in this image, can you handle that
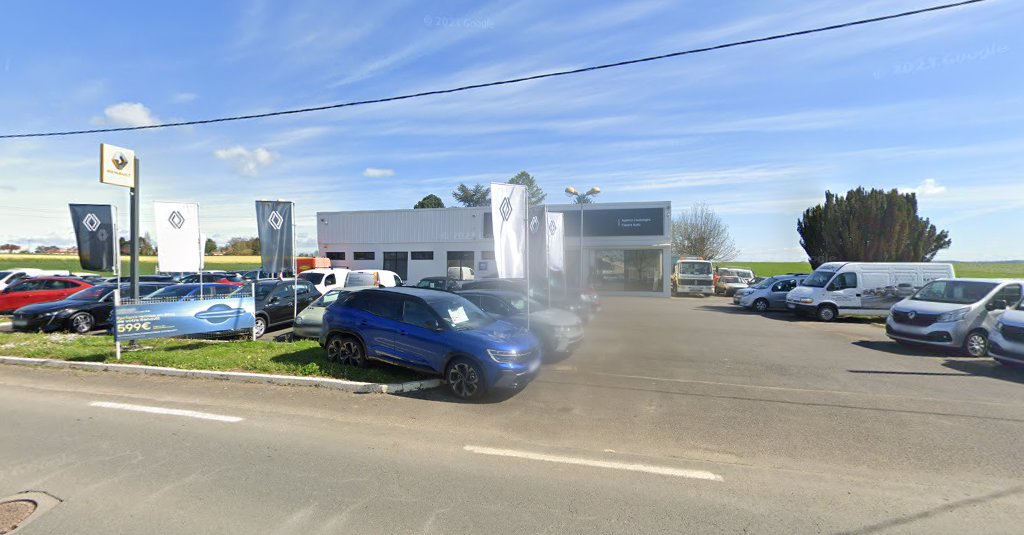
[0,356,441,394]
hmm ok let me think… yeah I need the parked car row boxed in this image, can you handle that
[723,261,1024,363]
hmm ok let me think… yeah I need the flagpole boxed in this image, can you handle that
[292,201,297,322]
[524,189,530,332]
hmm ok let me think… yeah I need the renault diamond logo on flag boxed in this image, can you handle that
[499,197,512,222]
[168,210,185,230]
[112,152,129,170]
[268,210,284,230]
[83,213,101,232]
[529,215,539,234]
[548,219,557,235]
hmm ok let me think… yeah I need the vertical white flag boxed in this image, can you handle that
[154,202,202,272]
[491,183,527,278]
[546,212,564,272]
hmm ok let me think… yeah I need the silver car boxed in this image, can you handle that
[989,299,1024,365]
[886,278,1023,357]
[458,290,584,356]
[293,289,350,339]
[737,275,807,313]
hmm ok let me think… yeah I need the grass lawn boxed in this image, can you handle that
[0,254,261,276]
[0,331,420,384]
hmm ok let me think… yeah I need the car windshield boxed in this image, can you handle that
[802,269,835,288]
[677,262,711,275]
[911,280,997,304]
[425,295,494,330]
[147,285,195,299]
[299,272,324,284]
[721,276,740,283]
[735,270,754,279]
[66,285,113,301]
[313,289,347,307]
[752,277,777,289]
[508,296,546,313]
[251,283,276,300]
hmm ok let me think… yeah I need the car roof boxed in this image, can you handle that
[374,287,458,300]
[458,289,524,300]
[25,276,85,282]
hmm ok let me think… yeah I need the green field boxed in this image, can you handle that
[4,254,1023,280]
[0,331,416,383]
[717,261,1024,279]
[0,254,261,276]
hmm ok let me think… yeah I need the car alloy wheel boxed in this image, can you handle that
[327,335,366,367]
[964,332,988,358]
[253,317,267,338]
[753,299,769,313]
[69,312,93,334]
[447,358,483,400]
[817,305,837,322]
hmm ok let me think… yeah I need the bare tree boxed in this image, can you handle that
[672,202,739,261]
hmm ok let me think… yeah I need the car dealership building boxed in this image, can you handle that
[316,201,672,297]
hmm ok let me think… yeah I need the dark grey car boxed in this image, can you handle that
[458,289,584,356]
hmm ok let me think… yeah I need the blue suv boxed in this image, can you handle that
[320,287,542,400]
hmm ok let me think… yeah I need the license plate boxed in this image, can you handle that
[13,319,28,327]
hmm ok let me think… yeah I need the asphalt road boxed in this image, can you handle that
[2,296,1023,533]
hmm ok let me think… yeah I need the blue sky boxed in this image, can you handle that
[0,0,1021,260]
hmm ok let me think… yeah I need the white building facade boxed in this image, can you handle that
[316,201,672,297]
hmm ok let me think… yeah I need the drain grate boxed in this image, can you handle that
[0,500,36,534]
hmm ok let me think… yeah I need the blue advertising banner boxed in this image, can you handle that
[114,296,256,341]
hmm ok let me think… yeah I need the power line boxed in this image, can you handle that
[0,0,987,139]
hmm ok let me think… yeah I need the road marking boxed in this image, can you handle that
[464,445,723,481]
[89,401,243,423]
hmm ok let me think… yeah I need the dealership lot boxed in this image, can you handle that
[2,294,1023,533]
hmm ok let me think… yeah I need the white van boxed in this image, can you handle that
[447,266,475,281]
[786,262,955,322]
[298,268,351,295]
[354,269,403,287]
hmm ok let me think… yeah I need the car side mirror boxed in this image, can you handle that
[423,319,441,330]
[268,296,280,304]
[988,299,1008,311]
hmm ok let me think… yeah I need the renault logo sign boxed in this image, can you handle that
[268,210,285,230]
[529,215,539,233]
[548,219,557,235]
[908,311,917,320]
[83,213,101,232]
[112,152,129,170]
[168,210,185,230]
[499,196,512,222]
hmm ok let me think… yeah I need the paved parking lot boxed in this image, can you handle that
[2,295,1023,533]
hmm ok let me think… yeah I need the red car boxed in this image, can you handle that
[0,277,94,314]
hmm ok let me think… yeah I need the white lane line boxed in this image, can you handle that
[464,445,723,482]
[89,401,244,423]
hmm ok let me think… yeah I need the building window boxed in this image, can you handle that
[353,252,375,261]
[591,249,663,292]
[326,252,345,261]
[483,213,492,238]
[411,251,433,260]
[447,251,474,279]
[383,252,409,281]
[481,251,495,260]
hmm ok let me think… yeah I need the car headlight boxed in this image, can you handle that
[487,348,525,363]
[995,318,1004,330]
[41,309,72,317]
[937,307,970,323]
[800,298,814,304]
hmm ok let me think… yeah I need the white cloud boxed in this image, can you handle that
[214,145,277,176]
[171,92,198,103]
[363,167,395,178]
[100,102,161,127]
[900,178,947,196]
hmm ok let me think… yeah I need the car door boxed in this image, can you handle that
[826,272,861,311]
[359,293,404,360]
[1,279,45,310]
[391,297,448,372]
[769,280,796,309]
[264,283,295,325]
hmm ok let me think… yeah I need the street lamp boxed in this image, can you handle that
[565,186,600,287]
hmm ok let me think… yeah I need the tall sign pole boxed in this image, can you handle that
[129,157,140,302]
